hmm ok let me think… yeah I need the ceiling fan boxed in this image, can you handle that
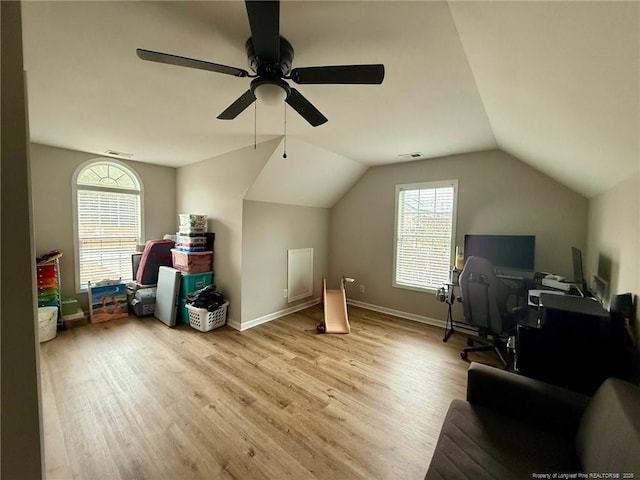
[136,0,385,127]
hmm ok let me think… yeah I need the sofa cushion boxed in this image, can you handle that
[467,362,590,436]
[576,378,640,474]
[424,399,580,480]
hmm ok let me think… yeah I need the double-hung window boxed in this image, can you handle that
[73,160,143,291]
[393,180,458,291]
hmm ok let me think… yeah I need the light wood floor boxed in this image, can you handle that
[40,305,502,480]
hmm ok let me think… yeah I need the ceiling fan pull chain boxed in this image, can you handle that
[254,102,257,150]
[283,103,287,159]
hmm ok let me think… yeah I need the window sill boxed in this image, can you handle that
[392,282,439,294]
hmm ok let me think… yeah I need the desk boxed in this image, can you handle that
[539,292,611,347]
[515,293,611,394]
[539,293,609,318]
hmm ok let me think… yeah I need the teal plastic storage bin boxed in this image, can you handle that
[179,271,213,297]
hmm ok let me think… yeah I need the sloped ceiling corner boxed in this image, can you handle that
[244,138,367,208]
[449,1,640,197]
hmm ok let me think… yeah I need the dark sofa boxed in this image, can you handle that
[425,362,640,479]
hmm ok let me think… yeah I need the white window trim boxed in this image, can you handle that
[72,158,145,293]
[392,179,458,293]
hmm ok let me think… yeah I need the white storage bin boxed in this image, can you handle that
[186,302,228,332]
[178,214,207,230]
[38,306,58,342]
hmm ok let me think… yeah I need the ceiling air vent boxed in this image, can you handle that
[397,152,423,160]
[105,150,134,159]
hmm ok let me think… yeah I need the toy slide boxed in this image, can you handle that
[321,277,351,334]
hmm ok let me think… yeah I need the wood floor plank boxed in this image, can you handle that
[40,304,502,480]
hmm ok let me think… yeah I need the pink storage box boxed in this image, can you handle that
[171,249,213,274]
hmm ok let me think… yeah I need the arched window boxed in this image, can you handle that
[73,160,143,290]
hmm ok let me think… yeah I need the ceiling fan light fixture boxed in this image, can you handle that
[137,1,384,126]
[254,82,287,105]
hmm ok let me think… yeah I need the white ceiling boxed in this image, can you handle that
[21,1,639,198]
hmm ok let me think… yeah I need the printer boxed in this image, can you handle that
[528,289,565,306]
[529,274,584,306]
[541,275,572,291]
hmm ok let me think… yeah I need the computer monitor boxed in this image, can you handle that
[463,234,535,271]
[571,246,586,290]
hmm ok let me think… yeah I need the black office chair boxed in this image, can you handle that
[459,256,525,368]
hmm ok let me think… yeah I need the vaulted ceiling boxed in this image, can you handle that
[21,1,639,198]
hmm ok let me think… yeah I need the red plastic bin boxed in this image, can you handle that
[36,264,57,278]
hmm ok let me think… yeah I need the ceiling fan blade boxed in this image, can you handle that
[217,90,256,120]
[285,88,327,127]
[245,1,280,62]
[290,65,385,85]
[137,49,249,78]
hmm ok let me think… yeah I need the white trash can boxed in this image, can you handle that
[38,306,58,342]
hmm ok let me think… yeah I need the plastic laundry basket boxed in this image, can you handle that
[186,302,228,332]
[38,306,58,342]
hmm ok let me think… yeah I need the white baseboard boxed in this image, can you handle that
[229,297,321,331]
[228,297,445,332]
[346,299,446,329]
[225,317,241,331]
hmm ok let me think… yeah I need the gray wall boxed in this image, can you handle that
[1,1,44,477]
[30,143,177,308]
[329,149,588,322]
[241,200,330,324]
[176,139,279,325]
[587,172,640,345]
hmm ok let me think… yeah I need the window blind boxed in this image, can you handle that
[395,184,455,290]
[77,189,140,288]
